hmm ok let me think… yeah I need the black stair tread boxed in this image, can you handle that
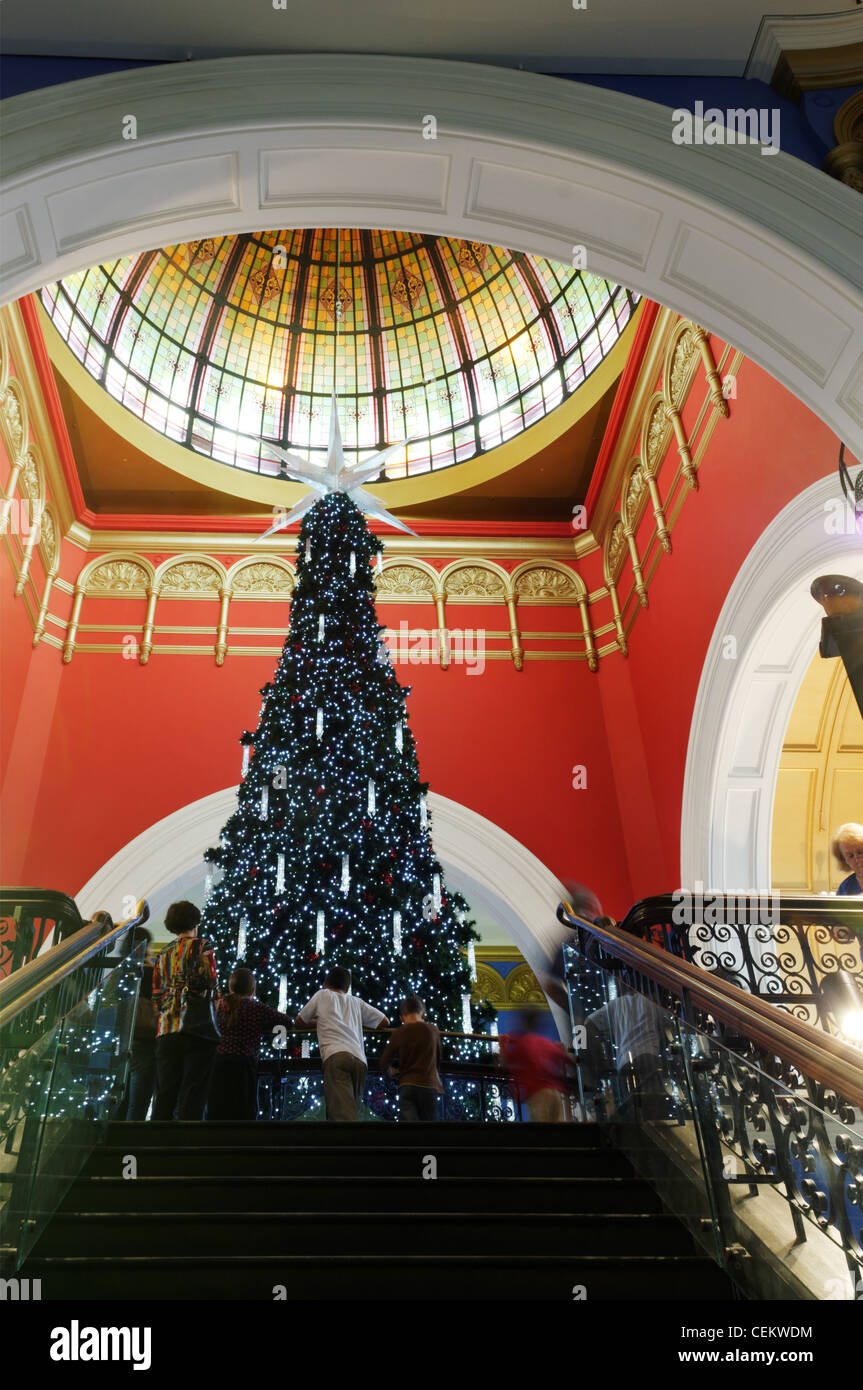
[28,1252,718,1267]
[105,1122,601,1146]
[93,1143,608,1154]
[45,1209,676,1222]
[70,1174,647,1185]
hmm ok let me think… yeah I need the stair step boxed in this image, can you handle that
[105,1121,601,1148]
[23,1252,734,1301]
[33,1210,697,1258]
[84,1144,630,1179]
[57,1174,662,1214]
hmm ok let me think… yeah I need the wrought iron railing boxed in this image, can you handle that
[255,1054,527,1123]
[0,897,150,1074]
[0,888,89,980]
[604,892,863,1037]
[560,904,863,1301]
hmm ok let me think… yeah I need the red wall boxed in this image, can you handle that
[0,348,849,922]
[594,353,849,899]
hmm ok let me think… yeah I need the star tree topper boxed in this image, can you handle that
[258,393,418,539]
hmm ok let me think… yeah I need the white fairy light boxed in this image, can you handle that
[316,910,325,954]
[276,853,285,893]
[368,778,376,815]
[393,910,402,955]
[462,994,473,1034]
[237,918,248,957]
[341,853,350,892]
[260,786,269,819]
[467,941,477,981]
[316,707,324,740]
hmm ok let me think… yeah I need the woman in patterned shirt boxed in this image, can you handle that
[151,901,220,1121]
[207,968,293,1121]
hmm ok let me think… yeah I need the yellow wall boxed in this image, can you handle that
[771,653,863,892]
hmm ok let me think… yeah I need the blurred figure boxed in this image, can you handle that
[378,994,443,1122]
[125,926,158,1121]
[587,987,668,1119]
[544,880,606,1010]
[499,1011,573,1122]
[832,823,863,895]
[207,968,293,1121]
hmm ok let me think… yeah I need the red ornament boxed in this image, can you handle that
[383,872,393,885]
[250,867,258,878]
[316,786,324,796]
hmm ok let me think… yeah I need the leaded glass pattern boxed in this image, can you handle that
[40,230,639,478]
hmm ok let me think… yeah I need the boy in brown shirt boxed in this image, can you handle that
[378,994,443,1122]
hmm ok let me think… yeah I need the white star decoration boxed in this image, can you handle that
[257,393,418,540]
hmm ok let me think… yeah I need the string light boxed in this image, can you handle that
[198,489,494,1061]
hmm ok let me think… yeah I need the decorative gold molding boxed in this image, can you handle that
[0,302,736,670]
[823,90,863,194]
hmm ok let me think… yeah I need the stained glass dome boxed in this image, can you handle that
[40,230,638,479]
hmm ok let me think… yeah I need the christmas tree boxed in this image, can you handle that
[202,469,492,1054]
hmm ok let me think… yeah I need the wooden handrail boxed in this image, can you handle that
[0,899,150,1028]
[560,905,863,1107]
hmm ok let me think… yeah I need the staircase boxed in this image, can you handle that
[23,1120,735,1300]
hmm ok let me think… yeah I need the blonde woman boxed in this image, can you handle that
[832,823,863,896]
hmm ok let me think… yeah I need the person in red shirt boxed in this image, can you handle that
[499,1011,573,1122]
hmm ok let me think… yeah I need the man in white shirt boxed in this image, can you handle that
[295,966,389,1121]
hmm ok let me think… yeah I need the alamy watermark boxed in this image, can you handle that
[671,102,780,157]
[381,621,485,674]
[672,881,780,927]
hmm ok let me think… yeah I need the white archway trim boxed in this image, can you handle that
[681,473,863,893]
[2,55,862,452]
[76,787,570,1031]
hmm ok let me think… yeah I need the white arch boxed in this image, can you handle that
[681,474,863,893]
[75,787,572,1036]
[1,55,861,453]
